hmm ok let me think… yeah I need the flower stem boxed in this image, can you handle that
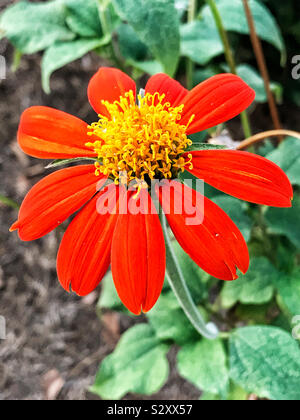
[242,0,282,142]
[97,0,125,70]
[237,129,300,150]
[97,0,111,38]
[186,0,197,89]
[205,0,252,139]
[160,211,219,340]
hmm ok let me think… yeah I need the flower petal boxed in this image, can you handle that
[88,67,137,117]
[57,184,119,296]
[157,181,249,281]
[18,106,95,159]
[10,165,103,241]
[180,74,255,134]
[111,189,166,315]
[145,73,188,107]
[184,150,293,207]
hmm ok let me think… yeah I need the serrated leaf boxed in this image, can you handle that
[177,339,229,397]
[0,0,74,54]
[147,291,199,345]
[64,0,102,37]
[42,37,109,93]
[221,257,277,309]
[212,196,253,242]
[265,194,300,250]
[266,137,300,186]
[91,324,170,399]
[45,157,97,169]
[229,326,300,400]
[112,0,180,76]
[201,0,286,60]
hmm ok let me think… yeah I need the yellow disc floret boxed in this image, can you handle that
[86,90,194,184]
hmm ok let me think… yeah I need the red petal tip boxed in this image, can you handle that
[9,221,20,232]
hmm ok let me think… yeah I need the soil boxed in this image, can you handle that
[0,0,299,401]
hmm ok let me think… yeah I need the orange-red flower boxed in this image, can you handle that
[10,67,293,315]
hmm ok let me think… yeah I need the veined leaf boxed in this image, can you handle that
[221,257,278,309]
[266,137,300,187]
[230,326,300,400]
[201,0,286,62]
[112,0,180,76]
[42,37,110,93]
[265,194,300,250]
[0,0,74,54]
[64,0,102,37]
[274,267,300,317]
[91,324,170,399]
[178,339,229,397]
[147,291,199,345]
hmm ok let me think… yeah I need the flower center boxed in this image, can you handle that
[86,90,194,185]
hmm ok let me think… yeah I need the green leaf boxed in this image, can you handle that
[185,143,227,152]
[129,60,164,76]
[266,137,300,186]
[45,157,97,169]
[265,194,300,250]
[112,0,180,76]
[236,64,282,104]
[42,37,109,93]
[175,0,189,17]
[64,0,102,37]
[201,0,286,61]
[0,0,74,54]
[212,195,253,242]
[221,257,277,309]
[97,271,123,311]
[274,267,300,317]
[229,326,300,400]
[177,339,229,397]
[117,23,148,62]
[147,291,199,345]
[91,324,170,399]
[180,21,223,65]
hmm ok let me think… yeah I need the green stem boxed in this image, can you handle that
[97,0,111,38]
[97,0,125,71]
[186,0,197,89]
[0,194,19,209]
[160,211,219,340]
[205,0,252,138]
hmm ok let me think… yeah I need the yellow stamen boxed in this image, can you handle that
[86,90,194,184]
